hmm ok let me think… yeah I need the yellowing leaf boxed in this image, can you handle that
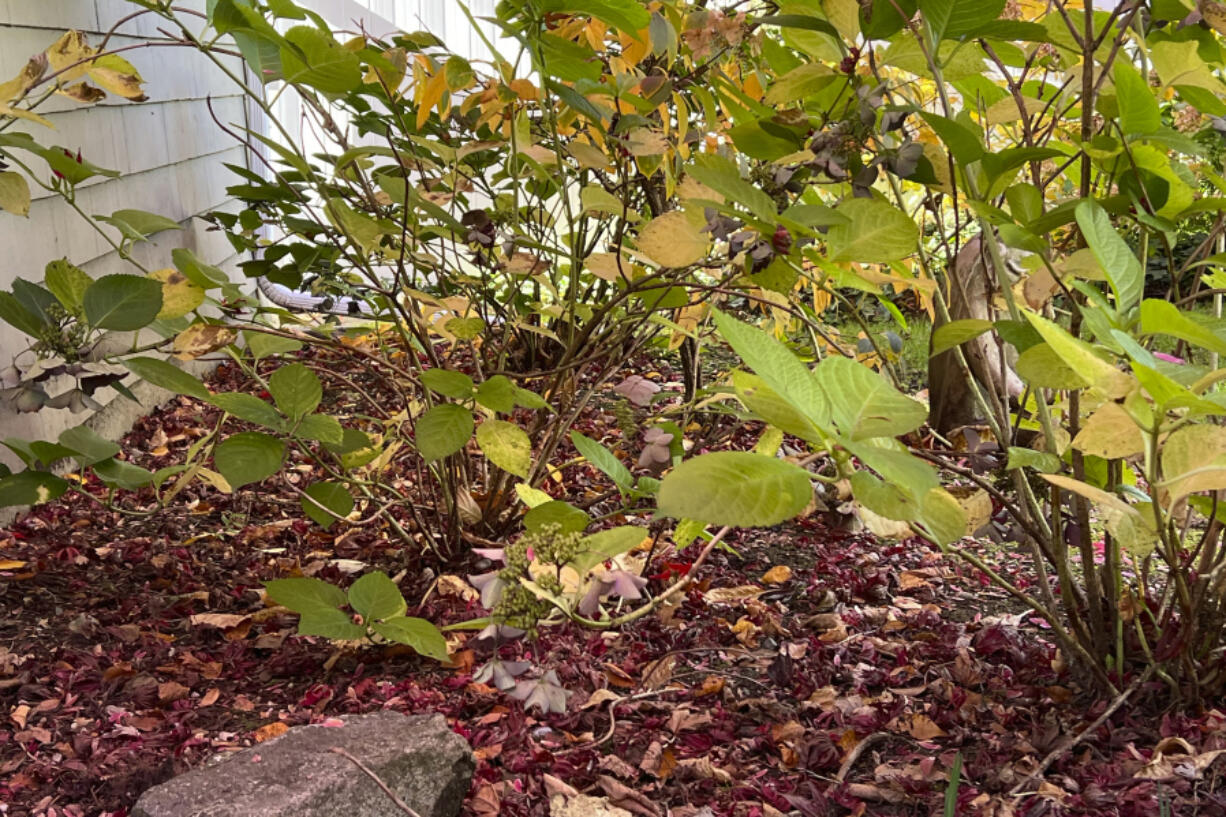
[1072,402,1144,460]
[87,54,147,101]
[173,323,238,360]
[149,268,204,319]
[0,171,31,217]
[637,211,709,268]
[46,31,95,84]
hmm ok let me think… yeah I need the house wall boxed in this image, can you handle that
[0,1,249,466]
[0,0,500,471]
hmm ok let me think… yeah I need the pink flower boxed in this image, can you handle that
[1154,352,1185,365]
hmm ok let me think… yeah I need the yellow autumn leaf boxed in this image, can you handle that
[636,211,709,268]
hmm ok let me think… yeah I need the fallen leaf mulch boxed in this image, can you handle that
[0,353,1224,817]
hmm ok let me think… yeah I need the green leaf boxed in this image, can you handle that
[347,571,406,622]
[920,0,1004,41]
[0,471,69,507]
[280,25,361,93]
[1006,446,1062,473]
[1023,312,1132,397]
[0,171,30,217]
[208,392,283,429]
[268,362,321,419]
[816,356,927,440]
[570,431,633,494]
[415,404,474,462]
[297,608,366,640]
[265,576,347,615]
[421,368,474,399]
[859,0,918,39]
[1139,299,1226,357]
[58,425,120,466]
[172,248,230,290]
[476,420,533,479]
[371,616,448,661]
[0,292,44,336]
[524,500,590,535]
[713,310,829,430]
[475,375,515,414]
[827,198,919,263]
[1074,200,1143,312]
[93,458,155,490]
[44,259,92,314]
[917,487,968,546]
[214,431,285,489]
[541,0,650,35]
[124,358,211,400]
[1114,60,1160,135]
[919,112,984,163]
[686,153,779,223]
[301,481,354,529]
[1015,342,1091,390]
[658,451,811,527]
[930,319,994,357]
[295,414,344,445]
[731,371,826,445]
[83,275,164,331]
[244,330,302,360]
[96,209,182,241]
[570,526,648,574]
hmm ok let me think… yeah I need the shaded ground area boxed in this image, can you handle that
[0,358,1223,817]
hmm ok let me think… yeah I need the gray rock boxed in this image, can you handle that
[133,711,473,817]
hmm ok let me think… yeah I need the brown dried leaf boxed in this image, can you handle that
[254,721,289,742]
[762,565,792,584]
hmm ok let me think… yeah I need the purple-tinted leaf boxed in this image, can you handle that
[613,375,660,407]
[510,670,571,714]
[468,571,507,608]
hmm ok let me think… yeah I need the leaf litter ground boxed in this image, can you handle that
[1,353,1224,817]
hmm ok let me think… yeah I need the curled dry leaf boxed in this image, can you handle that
[703,585,764,604]
[761,565,792,584]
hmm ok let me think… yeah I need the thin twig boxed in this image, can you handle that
[836,732,891,783]
[1008,667,1154,797]
[329,746,423,817]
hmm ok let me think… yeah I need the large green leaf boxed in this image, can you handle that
[421,369,474,399]
[264,576,346,614]
[476,420,532,479]
[295,414,344,446]
[371,616,448,661]
[244,330,302,360]
[815,356,927,440]
[920,0,1005,41]
[83,275,163,331]
[416,404,474,462]
[125,358,211,400]
[0,471,69,507]
[658,452,811,527]
[348,571,406,622]
[301,481,354,529]
[570,431,634,494]
[826,198,919,263]
[524,500,590,535]
[1074,201,1143,313]
[297,609,366,640]
[1023,312,1132,397]
[214,431,285,489]
[268,362,321,419]
[1139,299,1226,357]
[1114,60,1160,135]
[731,371,826,445]
[209,392,283,429]
[93,458,155,490]
[919,112,984,164]
[280,25,361,93]
[713,310,829,430]
[0,292,44,336]
[58,425,120,466]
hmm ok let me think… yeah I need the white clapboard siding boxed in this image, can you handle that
[0,1,249,467]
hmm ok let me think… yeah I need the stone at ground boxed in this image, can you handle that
[132,711,473,817]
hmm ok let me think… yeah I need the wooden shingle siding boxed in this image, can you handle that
[0,1,249,466]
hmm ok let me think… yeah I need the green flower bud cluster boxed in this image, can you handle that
[491,524,587,637]
[34,304,88,361]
